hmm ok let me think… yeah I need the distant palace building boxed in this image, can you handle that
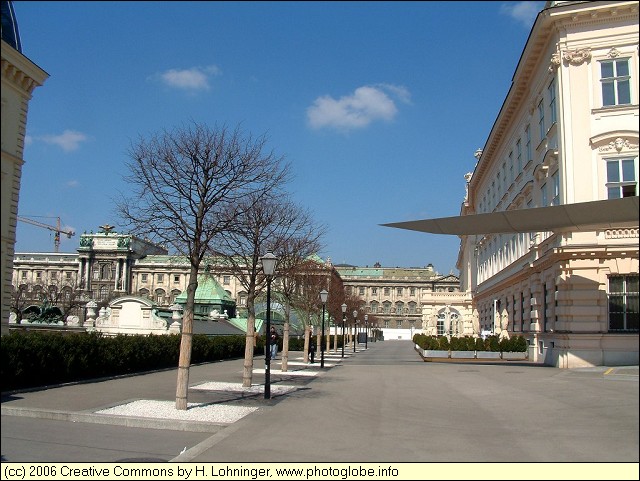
[11,226,462,340]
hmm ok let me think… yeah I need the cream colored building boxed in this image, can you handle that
[455,0,639,367]
[335,263,467,340]
[1,2,48,334]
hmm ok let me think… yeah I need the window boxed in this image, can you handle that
[551,171,560,206]
[384,287,390,296]
[359,287,365,296]
[396,287,403,295]
[157,274,164,283]
[541,182,548,207]
[608,275,638,332]
[509,152,514,184]
[606,157,637,198]
[395,302,403,314]
[520,292,525,332]
[396,320,403,329]
[36,271,42,279]
[173,275,180,284]
[601,59,631,106]
[21,271,27,279]
[383,302,391,314]
[65,271,72,280]
[141,274,148,283]
[50,271,57,280]
[371,287,377,295]
[410,287,415,296]
[516,139,522,173]
[525,125,532,163]
[548,78,556,125]
[223,276,230,285]
[100,264,110,280]
[537,100,545,142]
[370,301,378,314]
[543,284,548,332]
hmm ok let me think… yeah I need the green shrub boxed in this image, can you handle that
[0,331,248,391]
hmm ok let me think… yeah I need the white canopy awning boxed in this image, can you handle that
[381,196,639,236]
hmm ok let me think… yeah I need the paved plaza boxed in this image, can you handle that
[1,340,638,467]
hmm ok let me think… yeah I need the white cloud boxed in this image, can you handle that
[66,180,79,188]
[156,65,221,91]
[500,1,543,28]
[39,130,88,152]
[307,84,410,131]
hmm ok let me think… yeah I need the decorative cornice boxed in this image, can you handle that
[598,137,639,153]
[562,47,592,66]
[1,58,37,94]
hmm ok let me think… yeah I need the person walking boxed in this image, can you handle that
[269,326,279,360]
[308,333,316,364]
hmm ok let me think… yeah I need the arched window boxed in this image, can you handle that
[383,302,391,314]
[155,288,166,305]
[100,264,111,280]
[395,302,404,314]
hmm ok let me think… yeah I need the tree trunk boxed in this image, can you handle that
[303,326,310,363]
[281,321,290,372]
[176,271,198,410]
[175,318,192,410]
[243,316,256,387]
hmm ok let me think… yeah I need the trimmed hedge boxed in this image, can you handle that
[1,331,247,391]
[413,333,528,353]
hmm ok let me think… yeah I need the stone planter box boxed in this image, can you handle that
[423,350,450,359]
[501,351,528,360]
[450,351,475,359]
[475,351,501,359]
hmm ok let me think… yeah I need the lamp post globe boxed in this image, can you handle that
[364,314,368,349]
[352,310,358,352]
[260,252,277,400]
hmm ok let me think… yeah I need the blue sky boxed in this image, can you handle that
[13,1,545,275]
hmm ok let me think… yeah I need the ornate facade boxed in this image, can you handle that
[1,1,48,334]
[335,263,466,340]
[12,232,462,339]
[457,1,639,367]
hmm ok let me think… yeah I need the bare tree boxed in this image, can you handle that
[211,193,323,386]
[270,224,325,371]
[286,257,331,363]
[116,122,290,410]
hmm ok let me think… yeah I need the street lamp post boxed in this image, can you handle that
[352,310,358,352]
[260,252,278,400]
[364,314,368,349]
[320,289,328,368]
[341,303,347,358]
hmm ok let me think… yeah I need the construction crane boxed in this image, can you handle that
[17,216,76,253]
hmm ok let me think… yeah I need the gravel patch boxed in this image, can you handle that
[192,382,297,394]
[252,368,319,376]
[95,400,258,423]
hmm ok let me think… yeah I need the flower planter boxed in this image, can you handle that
[423,350,450,359]
[501,351,528,360]
[450,350,475,359]
[475,351,501,359]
